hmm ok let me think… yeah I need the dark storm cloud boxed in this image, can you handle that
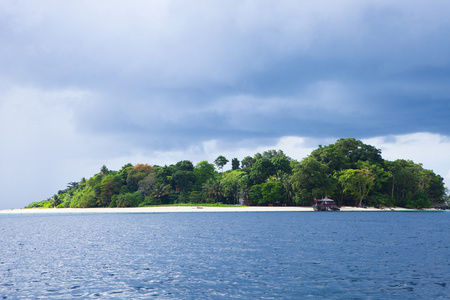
[2,0,450,209]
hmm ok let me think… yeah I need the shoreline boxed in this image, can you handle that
[0,206,443,214]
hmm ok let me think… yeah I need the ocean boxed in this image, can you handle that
[0,212,448,299]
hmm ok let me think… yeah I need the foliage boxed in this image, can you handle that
[250,182,283,205]
[241,156,254,169]
[126,164,155,192]
[291,157,335,205]
[151,183,171,204]
[28,138,446,209]
[202,178,224,203]
[26,200,52,208]
[385,159,443,207]
[193,161,217,189]
[214,156,229,172]
[231,158,240,170]
[250,157,275,185]
[222,170,246,204]
[336,167,375,207]
[115,192,143,207]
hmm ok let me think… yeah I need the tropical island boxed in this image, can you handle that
[26,138,449,210]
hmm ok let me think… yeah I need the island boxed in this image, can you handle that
[25,138,449,211]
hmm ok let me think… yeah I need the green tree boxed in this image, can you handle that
[253,152,262,161]
[97,175,122,207]
[348,142,383,165]
[173,170,196,192]
[202,179,224,203]
[275,172,295,205]
[311,138,383,172]
[50,194,61,207]
[239,180,252,204]
[173,160,196,192]
[175,160,194,172]
[262,150,278,159]
[151,183,171,204]
[426,172,445,206]
[336,167,375,207]
[214,155,229,173]
[442,188,450,207]
[100,165,109,175]
[250,157,275,185]
[250,182,283,205]
[270,155,292,174]
[222,170,245,204]
[231,158,240,170]
[261,181,283,205]
[386,160,424,206]
[155,165,174,187]
[241,156,255,169]
[79,189,96,208]
[194,161,217,189]
[386,160,445,207]
[311,144,348,172]
[116,192,143,207]
[291,157,335,205]
[66,181,80,191]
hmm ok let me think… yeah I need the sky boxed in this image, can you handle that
[1,0,450,209]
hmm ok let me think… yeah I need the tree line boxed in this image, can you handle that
[27,138,448,209]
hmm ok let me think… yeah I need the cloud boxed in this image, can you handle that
[1,1,450,208]
[0,85,123,208]
[2,1,448,87]
[364,133,450,185]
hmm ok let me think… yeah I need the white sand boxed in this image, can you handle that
[0,206,439,214]
[0,206,313,214]
[339,206,441,212]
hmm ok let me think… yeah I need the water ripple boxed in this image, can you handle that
[0,212,448,299]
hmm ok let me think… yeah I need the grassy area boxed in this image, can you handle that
[25,201,53,209]
[141,203,245,208]
[24,202,245,209]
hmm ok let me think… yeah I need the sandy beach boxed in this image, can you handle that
[0,206,441,214]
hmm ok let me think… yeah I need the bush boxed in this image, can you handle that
[59,198,71,208]
[367,193,394,207]
[78,191,96,208]
[293,193,311,206]
[26,200,51,208]
[204,197,215,204]
[176,191,190,204]
[406,192,431,209]
[143,196,159,206]
[110,195,118,207]
[116,192,144,207]
[189,191,203,203]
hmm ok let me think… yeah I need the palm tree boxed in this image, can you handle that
[203,179,224,203]
[151,183,171,204]
[66,181,80,191]
[267,171,294,205]
[50,194,61,208]
[100,165,109,175]
[239,183,251,206]
[282,178,294,205]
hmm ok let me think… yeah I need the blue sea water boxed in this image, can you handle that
[0,212,448,299]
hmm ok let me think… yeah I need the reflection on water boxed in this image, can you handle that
[0,212,448,299]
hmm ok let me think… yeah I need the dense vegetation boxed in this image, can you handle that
[27,138,448,209]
